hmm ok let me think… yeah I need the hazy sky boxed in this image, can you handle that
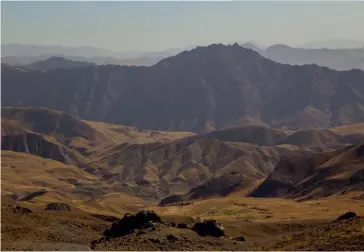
[2,1,364,52]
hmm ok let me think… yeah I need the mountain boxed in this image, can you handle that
[298,39,364,49]
[249,142,364,200]
[2,44,364,132]
[240,42,265,55]
[1,55,164,67]
[263,44,364,71]
[22,57,95,71]
[1,43,185,64]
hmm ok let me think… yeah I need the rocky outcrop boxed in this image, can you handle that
[103,210,162,238]
[336,212,357,221]
[192,220,225,237]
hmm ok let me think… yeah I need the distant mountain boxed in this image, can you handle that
[298,39,364,49]
[2,43,364,132]
[1,43,186,63]
[241,43,364,71]
[240,42,265,55]
[1,43,121,58]
[1,55,164,67]
[21,57,95,71]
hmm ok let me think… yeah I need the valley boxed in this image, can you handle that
[2,1,364,250]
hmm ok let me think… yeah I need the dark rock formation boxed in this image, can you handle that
[176,223,188,229]
[233,236,246,242]
[103,210,162,238]
[192,219,225,237]
[45,202,72,211]
[336,211,357,221]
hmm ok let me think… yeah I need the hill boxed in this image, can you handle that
[275,129,348,146]
[1,117,29,136]
[2,107,363,202]
[2,44,364,132]
[249,142,364,200]
[1,133,86,166]
[1,106,105,143]
[2,108,364,251]
[187,125,288,146]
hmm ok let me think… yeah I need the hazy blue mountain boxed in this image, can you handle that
[298,39,364,49]
[241,43,364,70]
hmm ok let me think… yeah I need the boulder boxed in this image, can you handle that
[192,219,225,237]
[103,210,162,238]
[336,211,357,221]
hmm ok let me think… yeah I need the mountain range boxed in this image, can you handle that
[2,43,364,132]
[1,43,194,67]
[3,41,364,71]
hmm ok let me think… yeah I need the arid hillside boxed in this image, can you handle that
[2,106,364,251]
[2,106,364,203]
[250,143,364,200]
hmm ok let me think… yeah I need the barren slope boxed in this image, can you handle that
[250,142,364,199]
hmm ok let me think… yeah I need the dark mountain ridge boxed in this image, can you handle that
[2,43,364,132]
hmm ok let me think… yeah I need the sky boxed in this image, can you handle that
[1,1,364,52]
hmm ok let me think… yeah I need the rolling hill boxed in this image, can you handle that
[2,106,364,251]
[2,44,364,132]
[2,106,364,202]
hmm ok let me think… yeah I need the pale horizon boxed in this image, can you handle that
[2,1,364,52]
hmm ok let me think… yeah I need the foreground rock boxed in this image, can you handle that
[192,220,225,237]
[103,210,162,238]
[336,212,357,221]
